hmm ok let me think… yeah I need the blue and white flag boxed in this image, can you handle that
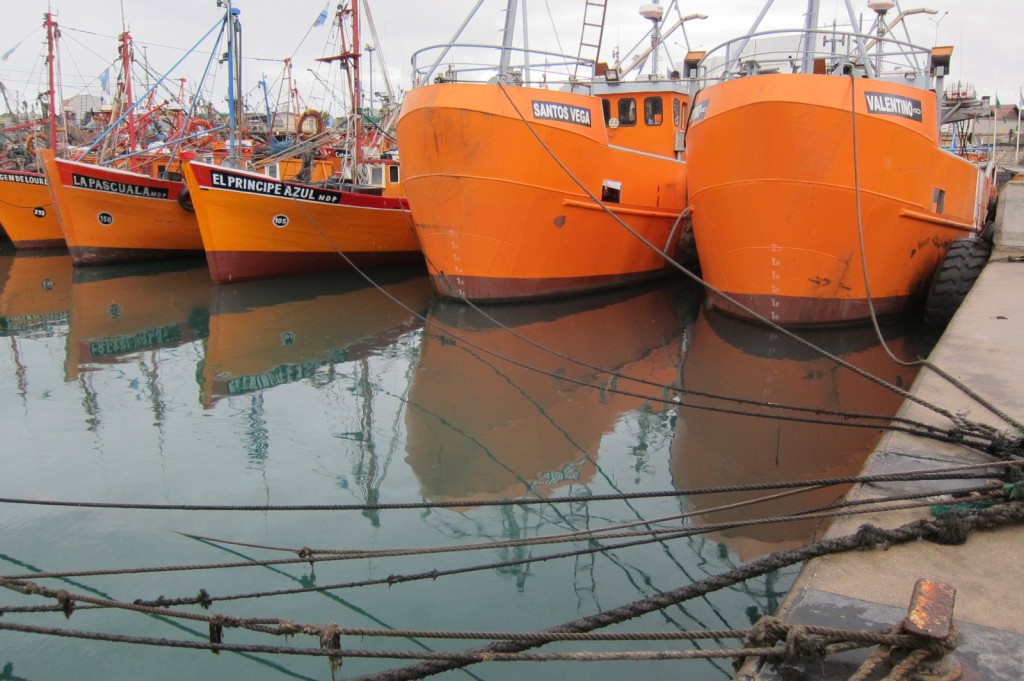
[1,41,22,62]
[99,68,110,94]
[313,5,329,27]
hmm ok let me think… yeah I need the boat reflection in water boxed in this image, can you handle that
[0,248,73,337]
[671,307,932,560]
[64,259,211,381]
[202,266,433,408]
[406,280,701,504]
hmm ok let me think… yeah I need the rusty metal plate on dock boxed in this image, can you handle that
[903,579,957,640]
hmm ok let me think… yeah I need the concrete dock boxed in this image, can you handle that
[741,182,1024,680]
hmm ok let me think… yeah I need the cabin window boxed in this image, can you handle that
[389,165,400,184]
[644,97,664,126]
[618,98,637,127]
[369,166,385,186]
[602,99,612,126]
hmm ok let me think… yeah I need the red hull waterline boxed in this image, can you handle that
[207,250,424,284]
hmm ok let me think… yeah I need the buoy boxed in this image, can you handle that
[185,118,214,147]
[296,109,325,139]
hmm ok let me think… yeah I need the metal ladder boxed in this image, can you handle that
[573,0,608,83]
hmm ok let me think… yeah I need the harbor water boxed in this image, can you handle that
[0,244,937,680]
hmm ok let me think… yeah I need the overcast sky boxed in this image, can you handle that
[1,0,1020,115]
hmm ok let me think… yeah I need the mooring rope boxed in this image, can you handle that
[2,488,1006,612]
[3,502,1017,680]
[0,460,1010,512]
[0,482,1000,586]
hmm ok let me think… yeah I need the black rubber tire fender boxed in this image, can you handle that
[178,186,195,212]
[923,237,991,325]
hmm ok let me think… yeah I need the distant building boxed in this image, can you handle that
[63,94,105,120]
[972,101,1020,145]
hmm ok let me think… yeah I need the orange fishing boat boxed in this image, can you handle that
[202,268,432,408]
[43,4,245,267]
[670,306,924,559]
[183,3,421,283]
[42,150,202,265]
[405,281,697,503]
[0,13,65,250]
[182,159,419,283]
[686,1,992,325]
[396,1,703,301]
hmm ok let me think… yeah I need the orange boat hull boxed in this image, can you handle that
[183,162,421,283]
[397,83,689,301]
[41,150,202,266]
[0,170,64,249]
[687,75,986,325]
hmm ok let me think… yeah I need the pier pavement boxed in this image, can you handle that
[740,182,1024,680]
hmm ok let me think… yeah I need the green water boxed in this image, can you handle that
[0,246,933,680]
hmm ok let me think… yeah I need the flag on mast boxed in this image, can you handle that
[313,4,329,27]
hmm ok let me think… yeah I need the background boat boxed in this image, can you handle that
[183,159,419,283]
[0,13,68,250]
[43,3,246,266]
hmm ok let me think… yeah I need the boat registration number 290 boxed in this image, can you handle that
[531,101,592,127]
[210,170,340,204]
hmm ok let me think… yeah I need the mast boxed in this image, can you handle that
[225,0,243,161]
[317,2,363,168]
[353,0,362,168]
[800,0,820,74]
[43,12,58,151]
[498,0,519,80]
[119,29,137,156]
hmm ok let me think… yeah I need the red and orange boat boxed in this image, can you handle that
[396,2,702,301]
[43,150,203,266]
[686,1,991,325]
[0,13,65,250]
[182,2,421,283]
[182,159,420,283]
[42,3,248,267]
